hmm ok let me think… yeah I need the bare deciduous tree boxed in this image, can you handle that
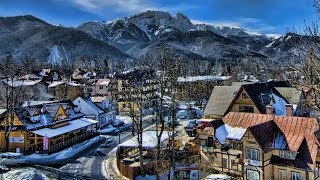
[0,54,27,152]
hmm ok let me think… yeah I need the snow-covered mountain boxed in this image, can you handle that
[77,10,274,63]
[0,15,129,65]
[0,11,317,68]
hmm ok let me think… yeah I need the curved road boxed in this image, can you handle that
[59,115,156,179]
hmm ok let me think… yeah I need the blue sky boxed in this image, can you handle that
[0,0,317,34]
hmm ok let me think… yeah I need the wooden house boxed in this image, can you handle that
[200,111,320,180]
[0,100,98,154]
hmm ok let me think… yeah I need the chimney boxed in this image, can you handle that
[266,105,273,115]
[285,104,293,116]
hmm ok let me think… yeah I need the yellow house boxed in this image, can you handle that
[0,100,98,154]
[201,112,320,180]
[203,81,293,119]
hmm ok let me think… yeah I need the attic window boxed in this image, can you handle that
[279,150,296,160]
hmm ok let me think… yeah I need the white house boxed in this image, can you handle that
[73,96,115,128]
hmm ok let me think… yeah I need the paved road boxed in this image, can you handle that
[59,115,156,179]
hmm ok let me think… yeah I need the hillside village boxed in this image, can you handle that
[0,63,319,180]
[1,1,320,180]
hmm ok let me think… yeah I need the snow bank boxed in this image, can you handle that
[27,136,104,165]
[4,167,49,180]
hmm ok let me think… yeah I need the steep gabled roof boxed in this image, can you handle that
[222,112,319,169]
[203,86,240,116]
[225,81,291,115]
[223,112,273,128]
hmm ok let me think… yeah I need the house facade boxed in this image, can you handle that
[111,68,158,115]
[73,96,115,128]
[200,111,320,180]
[0,100,98,154]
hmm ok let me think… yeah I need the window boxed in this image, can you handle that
[99,86,104,90]
[239,105,254,113]
[207,137,214,147]
[122,104,126,109]
[279,150,296,160]
[246,148,259,161]
[87,88,93,92]
[247,170,259,180]
[222,158,228,169]
[242,93,249,99]
[279,169,286,180]
[291,172,300,180]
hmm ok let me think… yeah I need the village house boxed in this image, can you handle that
[83,78,113,97]
[203,86,240,119]
[73,96,116,128]
[176,75,231,101]
[1,79,53,102]
[203,81,309,119]
[48,81,83,100]
[117,131,170,179]
[0,100,98,154]
[200,108,320,180]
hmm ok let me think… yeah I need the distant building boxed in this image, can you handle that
[176,75,231,101]
[111,68,158,115]
[73,96,116,128]
[48,81,83,100]
[83,78,113,98]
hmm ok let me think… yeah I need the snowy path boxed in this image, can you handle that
[59,115,156,179]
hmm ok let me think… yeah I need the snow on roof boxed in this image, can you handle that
[215,124,231,144]
[0,109,6,115]
[271,93,287,116]
[67,82,83,87]
[96,79,111,86]
[31,118,98,138]
[22,101,56,107]
[48,81,65,88]
[273,133,288,150]
[215,124,247,143]
[227,127,247,140]
[4,79,42,87]
[90,96,108,103]
[177,75,231,83]
[82,97,104,114]
[119,131,170,148]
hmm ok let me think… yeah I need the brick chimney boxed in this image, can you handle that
[286,104,293,116]
[266,105,273,115]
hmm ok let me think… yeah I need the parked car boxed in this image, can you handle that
[93,149,106,156]
[100,139,115,148]
[112,119,125,127]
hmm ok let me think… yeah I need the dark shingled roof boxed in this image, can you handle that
[226,81,291,115]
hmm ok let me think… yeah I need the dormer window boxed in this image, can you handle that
[279,150,296,160]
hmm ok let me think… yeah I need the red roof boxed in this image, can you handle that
[223,112,319,168]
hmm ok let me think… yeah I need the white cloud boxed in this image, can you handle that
[191,17,280,34]
[65,0,157,14]
[62,0,196,16]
